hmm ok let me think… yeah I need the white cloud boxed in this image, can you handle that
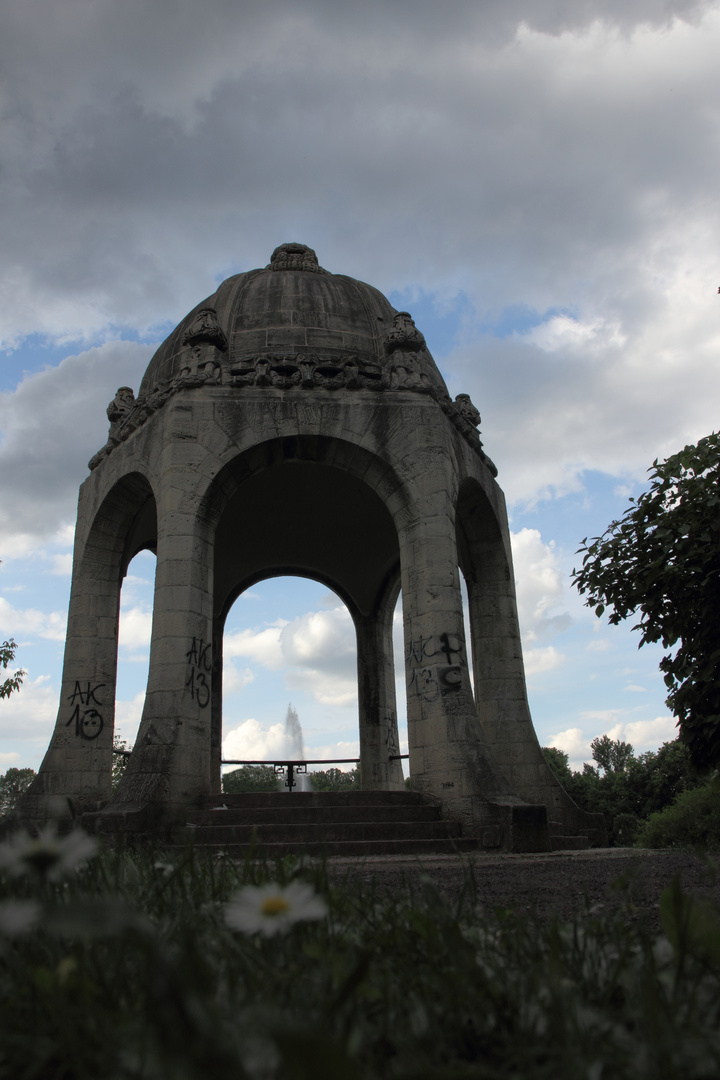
[0,342,153,550]
[0,673,59,769]
[222,719,290,764]
[546,726,591,768]
[524,646,566,677]
[221,721,361,774]
[0,5,718,531]
[46,554,72,576]
[224,623,287,669]
[113,691,146,746]
[624,715,680,751]
[280,608,356,671]
[511,528,572,644]
[519,315,625,353]
[223,663,254,696]
[224,607,358,708]
[0,596,66,641]
[304,740,360,771]
[118,606,152,651]
[548,709,679,770]
[586,639,612,653]
[285,668,357,708]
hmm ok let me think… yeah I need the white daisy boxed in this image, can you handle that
[0,825,97,882]
[224,881,327,937]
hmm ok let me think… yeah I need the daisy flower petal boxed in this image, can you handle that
[0,826,97,881]
[225,881,327,937]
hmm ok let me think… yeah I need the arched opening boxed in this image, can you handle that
[114,548,157,753]
[455,476,525,729]
[392,590,409,778]
[220,575,361,787]
[32,471,158,810]
[208,441,407,791]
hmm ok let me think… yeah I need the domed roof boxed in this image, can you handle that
[90,245,493,474]
[139,243,445,397]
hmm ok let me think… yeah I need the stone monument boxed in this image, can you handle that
[24,243,603,849]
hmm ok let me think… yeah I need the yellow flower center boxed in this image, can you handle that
[261,896,291,917]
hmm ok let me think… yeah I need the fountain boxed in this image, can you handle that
[281,703,312,791]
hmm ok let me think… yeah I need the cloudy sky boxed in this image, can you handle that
[2,0,719,775]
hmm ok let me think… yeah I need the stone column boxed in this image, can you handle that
[111,509,214,818]
[399,498,522,834]
[210,614,224,796]
[465,559,533,743]
[355,590,404,791]
[23,553,120,820]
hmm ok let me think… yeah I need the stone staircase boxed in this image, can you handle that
[548,818,600,851]
[177,790,479,857]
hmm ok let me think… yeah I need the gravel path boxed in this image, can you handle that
[326,848,720,929]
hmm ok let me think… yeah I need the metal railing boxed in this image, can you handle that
[111,750,410,791]
[222,756,359,792]
[222,755,410,791]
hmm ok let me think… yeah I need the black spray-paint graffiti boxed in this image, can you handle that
[66,681,105,740]
[407,633,464,702]
[384,711,400,759]
[186,637,211,708]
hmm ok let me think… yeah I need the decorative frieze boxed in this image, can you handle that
[88,302,495,474]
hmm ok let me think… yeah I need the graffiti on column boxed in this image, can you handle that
[65,681,105,740]
[384,711,400,758]
[185,637,211,708]
[407,633,465,701]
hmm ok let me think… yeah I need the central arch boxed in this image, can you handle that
[207,437,406,792]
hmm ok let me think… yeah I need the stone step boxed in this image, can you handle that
[179,790,479,858]
[206,790,428,809]
[550,835,591,851]
[182,819,463,845]
[194,804,440,826]
[179,837,479,858]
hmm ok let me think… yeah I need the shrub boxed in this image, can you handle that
[636,779,720,850]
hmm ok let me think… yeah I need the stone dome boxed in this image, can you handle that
[139,242,446,398]
[88,244,495,475]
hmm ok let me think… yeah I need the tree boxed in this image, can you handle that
[541,746,574,785]
[223,765,280,793]
[573,433,720,769]
[1,639,25,700]
[541,737,706,846]
[0,767,36,818]
[308,766,359,791]
[112,736,132,793]
[590,735,634,774]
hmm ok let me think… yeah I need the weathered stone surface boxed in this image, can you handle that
[22,245,604,850]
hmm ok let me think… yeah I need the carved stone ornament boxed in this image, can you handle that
[181,308,228,352]
[88,322,496,474]
[267,242,328,274]
[107,386,136,427]
[454,393,481,428]
[383,311,427,354]
[228,353,387,392]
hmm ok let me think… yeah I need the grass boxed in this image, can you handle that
[1,831,720,1079]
